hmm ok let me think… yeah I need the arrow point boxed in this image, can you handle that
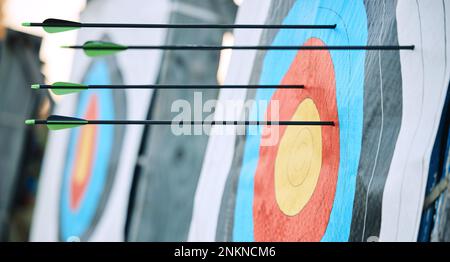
[60,45,71,49]
[25,119,35,125]
[22,22,31,27]
[31,84,40,90]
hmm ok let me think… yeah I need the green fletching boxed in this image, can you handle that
[83,41,127,57]
[47,120,87,130]
[51,89,82,95]
[46,115,87,130]
[42,18,81,33]
[51,82,88,95]
[44,26,79,33]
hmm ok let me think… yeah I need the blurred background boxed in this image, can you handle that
[0,0,239,241]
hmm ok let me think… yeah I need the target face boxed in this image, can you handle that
[59,59,126,241]
[231,0,368,242]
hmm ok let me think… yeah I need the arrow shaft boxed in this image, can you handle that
[87,120,335,126]
[36,120,335,126]
[71,45,415,50]
[41,84,305,90]
[30,22,336,29]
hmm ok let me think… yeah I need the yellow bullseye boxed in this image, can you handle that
[275,98,322,216]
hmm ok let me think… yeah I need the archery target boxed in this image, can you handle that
[59,59,126,241]
[231,0,368,242]
[188,0,450,243]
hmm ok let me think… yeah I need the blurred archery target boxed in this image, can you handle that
[31,0,168,242]
[59,59,126,241]
[232,0,367,242]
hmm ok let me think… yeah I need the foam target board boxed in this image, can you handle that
[30,0,170,241]
[189,0,450,242]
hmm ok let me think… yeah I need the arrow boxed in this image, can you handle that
[62,41,416,57]
[25,115,335,131]
[22,18,337,33]
[32,82,304,96]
